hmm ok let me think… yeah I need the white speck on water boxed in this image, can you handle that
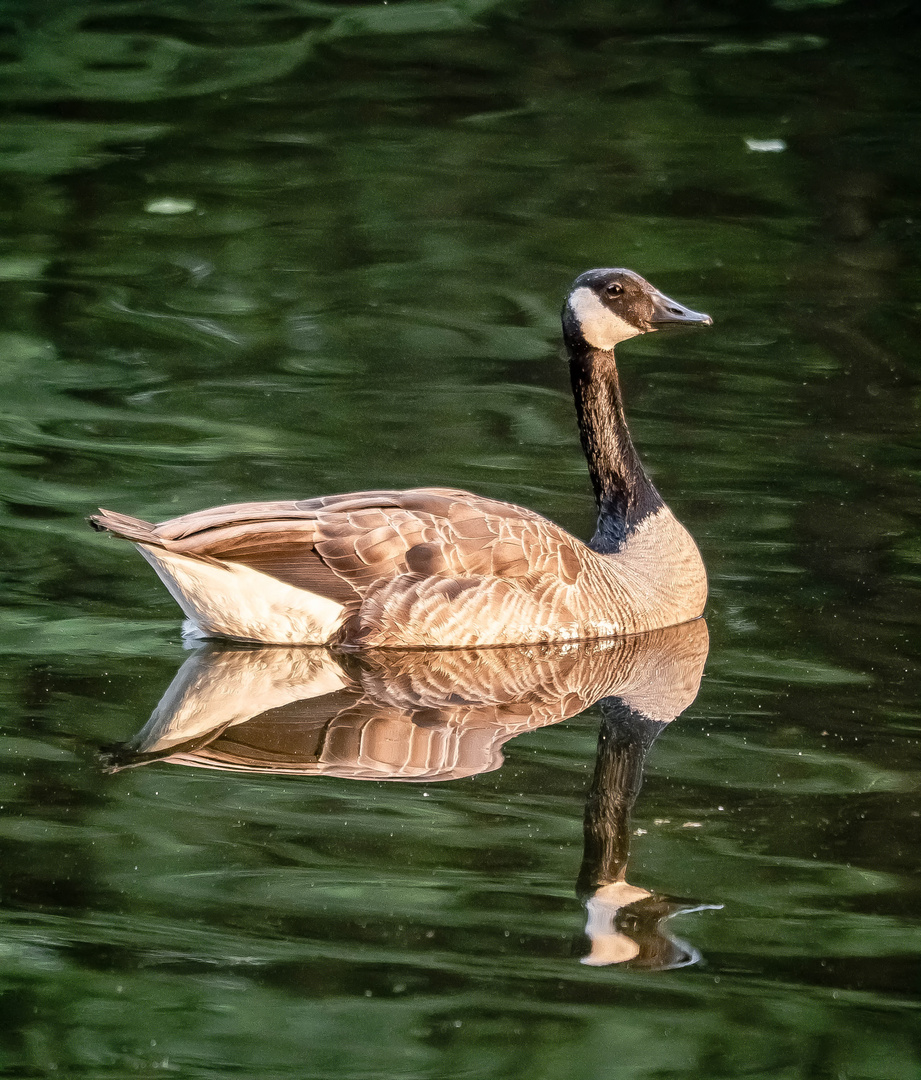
[145,197,197,215]
[745,138,786,152]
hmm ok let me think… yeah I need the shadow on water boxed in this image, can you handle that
[104,619,719,971]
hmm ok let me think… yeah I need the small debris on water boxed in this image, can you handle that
[145,197,197,215]
[745,138,786,152]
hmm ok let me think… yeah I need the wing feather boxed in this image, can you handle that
[95,487,598,645]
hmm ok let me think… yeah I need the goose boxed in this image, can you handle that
[90,268,712,648]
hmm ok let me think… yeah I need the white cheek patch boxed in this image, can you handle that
[567,287,643,350]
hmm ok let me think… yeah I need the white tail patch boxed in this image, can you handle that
[131,647,350,754]
[567,286,643,350]
[137,544,346,644]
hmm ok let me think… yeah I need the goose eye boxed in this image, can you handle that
[604,282,624,298]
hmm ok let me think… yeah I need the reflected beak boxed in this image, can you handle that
[648,289,713,329]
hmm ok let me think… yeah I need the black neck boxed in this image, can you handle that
[568,343,664,553]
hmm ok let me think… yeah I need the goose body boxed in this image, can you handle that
[91,268,712,648]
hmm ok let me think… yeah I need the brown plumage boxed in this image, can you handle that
[90,268,713,648]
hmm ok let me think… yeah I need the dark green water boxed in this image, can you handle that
[1,1,920,1076]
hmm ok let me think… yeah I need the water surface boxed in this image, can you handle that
[1,1,919,1077]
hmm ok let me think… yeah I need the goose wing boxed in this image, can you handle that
[142,488,583,589]
[93,487,593,645]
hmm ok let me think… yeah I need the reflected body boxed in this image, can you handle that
[109,620,714,968]
[91,269,711,647]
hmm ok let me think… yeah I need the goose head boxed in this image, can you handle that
[562,268,712,352]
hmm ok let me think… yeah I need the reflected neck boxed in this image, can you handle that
[568,344,664,553]
[576,702,667,898]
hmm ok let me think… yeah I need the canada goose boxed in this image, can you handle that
[90,268,712,647]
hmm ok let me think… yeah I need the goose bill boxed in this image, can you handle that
[648,290,713,329]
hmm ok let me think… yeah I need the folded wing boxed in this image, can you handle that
[91,487,596,646]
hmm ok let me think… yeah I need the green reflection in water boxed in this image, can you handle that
[1,0,920,1077]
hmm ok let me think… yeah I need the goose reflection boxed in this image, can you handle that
[107,619,715,969]
[577,698,720,969]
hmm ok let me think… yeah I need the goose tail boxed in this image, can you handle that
[89,508,160,545]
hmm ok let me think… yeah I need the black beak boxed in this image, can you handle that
[648,289,713,329]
